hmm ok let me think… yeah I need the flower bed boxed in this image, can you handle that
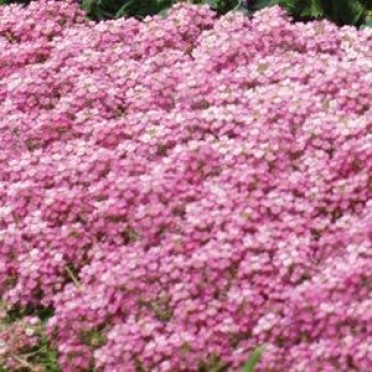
[0,1,371,370]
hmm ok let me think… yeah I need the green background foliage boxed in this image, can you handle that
[82,0,372,26]
[81,0,244,20]
[0,0,370,27]
[249,0,371,26]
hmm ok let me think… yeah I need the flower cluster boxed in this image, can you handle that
[0,1,371,371]
[0,312,42,370]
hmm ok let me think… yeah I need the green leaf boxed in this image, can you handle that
[361,19,372,28]
[243,345,265,372]
[299,0,324,18]
[204,0,220,8]
[347,0,368,25]
[81,0,93,11]
[158,6,171,19]
[248,0,280,11]
[322,0,367,25]
[115,0,136,18]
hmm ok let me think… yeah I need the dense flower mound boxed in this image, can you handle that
[0,1,371,371]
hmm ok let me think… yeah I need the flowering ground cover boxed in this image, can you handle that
[0,1,371,371]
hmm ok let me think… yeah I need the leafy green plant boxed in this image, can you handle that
[202,0,242,14]
[2,0,369,27]
[248,0,371,26]
[0,304,60,372]
[361,9,372,28]
[80,0,371,27]
[81,0,242,20]
[0,0,30,4]
[82,0,171,20]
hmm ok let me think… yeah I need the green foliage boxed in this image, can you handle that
[0,0,30,4]
[361,9,372,28]
[82,0,171,20]
[80,326,107,348]
[0,303,59,372]
[1,0,370,27]
[243,345,265,372]
[203,0,242,14]
[80,0,372,26]
[32,332,61,372]
[198,353,229,371]
[81,0,241,20]
[249,0,371,26]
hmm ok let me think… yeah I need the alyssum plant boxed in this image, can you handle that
[1,1,371,370]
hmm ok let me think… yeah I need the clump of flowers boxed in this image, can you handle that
[0,309,43,370]
[0,1,371,371]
